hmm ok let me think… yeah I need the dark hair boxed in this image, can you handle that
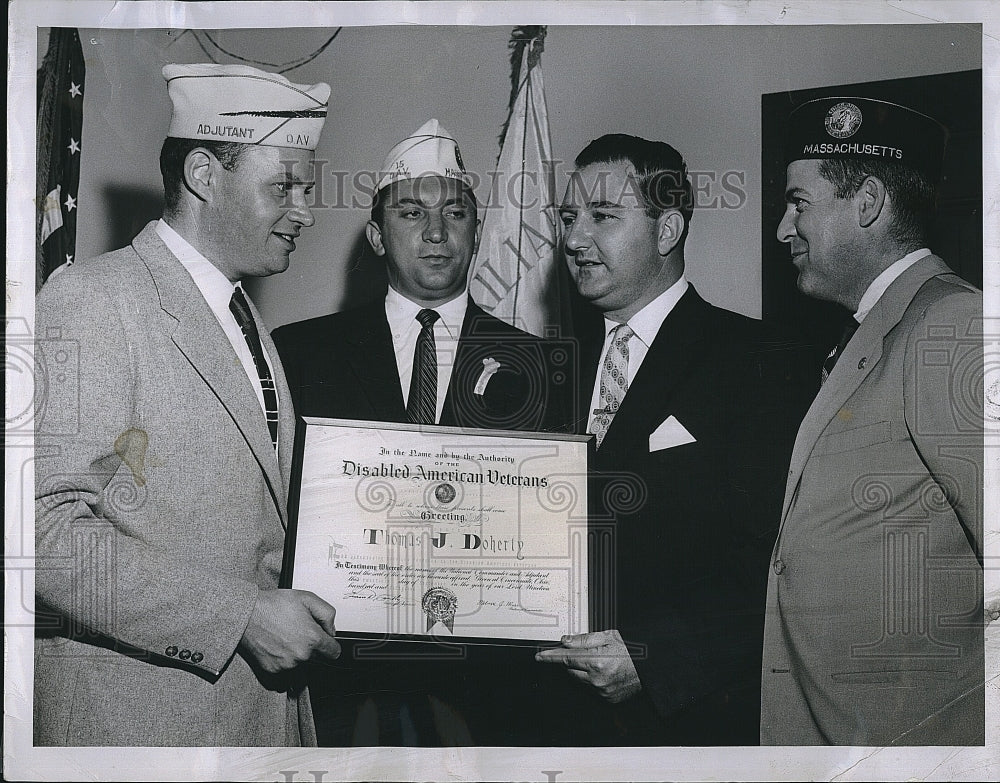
[574,133,694,244]
[369,179,479,227]
[817,158,936,246]
[159,137,248,213]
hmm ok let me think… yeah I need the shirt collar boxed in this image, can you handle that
[155,219,236,312]
[604,275,689,348]
[854,248,930,323]
[385,286,468,339]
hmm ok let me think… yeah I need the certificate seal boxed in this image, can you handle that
[434,482,457,505]
[422,587,458,633]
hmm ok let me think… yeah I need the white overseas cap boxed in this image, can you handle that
[375,118,474,193]
[162,63,330,150]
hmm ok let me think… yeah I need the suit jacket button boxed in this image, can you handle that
[165,646,178,657]
[773,559,786,575]
[178,649,191,660]
[858,357,867,369]
[191,651,204,663]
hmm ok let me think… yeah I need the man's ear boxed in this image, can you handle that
[365,220,386,256]
[656,211,685,256]
[183,148,215,203]
[857,175,887,229]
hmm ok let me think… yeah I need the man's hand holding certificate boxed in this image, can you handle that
[284,418,590,644]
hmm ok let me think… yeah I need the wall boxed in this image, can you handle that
[71,24,982,327]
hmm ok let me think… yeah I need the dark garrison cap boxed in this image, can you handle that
[784,96,948,182]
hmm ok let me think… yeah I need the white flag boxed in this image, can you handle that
[469,46,563,338]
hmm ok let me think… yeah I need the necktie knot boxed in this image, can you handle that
[839,317,860,351]
[417,308,440,329]
[612,323,635,351]
[229,286,253,329]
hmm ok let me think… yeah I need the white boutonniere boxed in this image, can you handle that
[474,358,502,396]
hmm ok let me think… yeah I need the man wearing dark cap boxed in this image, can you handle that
[762,97,984,745]
[34,63,341,746]
[535,133,805,745]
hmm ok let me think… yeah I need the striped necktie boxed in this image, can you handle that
[407,308,440,424]
[821,317,860,385]
[591,323,634,449]
[229,286,279,451]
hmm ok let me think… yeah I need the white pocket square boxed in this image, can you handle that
[648,416,696,452]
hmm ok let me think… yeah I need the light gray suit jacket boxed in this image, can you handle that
[34,221,314,746]
[760,254,984,745]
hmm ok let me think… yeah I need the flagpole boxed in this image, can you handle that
[511,47,534,327]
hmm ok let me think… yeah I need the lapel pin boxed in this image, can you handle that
[475,357,502,396]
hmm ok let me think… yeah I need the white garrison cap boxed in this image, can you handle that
[162,63,330,151]
[376,119,474,192]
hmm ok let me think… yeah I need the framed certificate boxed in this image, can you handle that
[282,417,590,645]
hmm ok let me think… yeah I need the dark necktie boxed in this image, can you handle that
[407,308,440,424]
[821,316,860,385]
[229,286,279,451]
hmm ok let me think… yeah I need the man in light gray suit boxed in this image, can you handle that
[761,96,984,745]
[33,63,341,746]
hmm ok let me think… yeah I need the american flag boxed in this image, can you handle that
[36,28,85,289]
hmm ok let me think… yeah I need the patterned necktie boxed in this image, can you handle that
[229,287,279,451]
[407,308,440,424]
[821,317,860,385]
[591,323,634,449]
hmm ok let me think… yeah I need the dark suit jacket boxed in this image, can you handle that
[273,298,567,433]
[272,297,574,746]
[573,286,810,746]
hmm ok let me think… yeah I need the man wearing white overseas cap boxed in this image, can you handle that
[34,63,340,746]
[272,119,570,745]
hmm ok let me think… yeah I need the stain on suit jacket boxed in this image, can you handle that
[33,222,312,746]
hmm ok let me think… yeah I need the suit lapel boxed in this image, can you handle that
[576,307,605,437]
[779,254,955,522]
[596,288,709,457]
[341,301,408,422]
[441,300,486,424]
[131,223,288,525]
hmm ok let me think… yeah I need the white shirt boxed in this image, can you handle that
[854,248,930,323]
[155,220,277,425]
[385,287,467,423]
[587,276,689,434]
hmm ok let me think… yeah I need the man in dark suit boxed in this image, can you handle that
[274,119,559,434]
[536,134,806,745]
[272,119,567,745]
